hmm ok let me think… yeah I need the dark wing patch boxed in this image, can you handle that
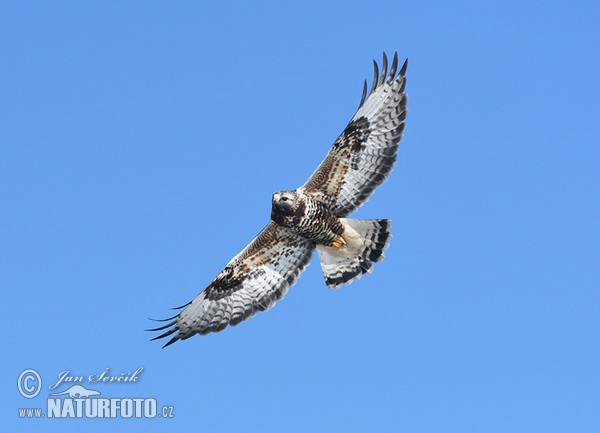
[149,222,315,347]
[303,52,408,216]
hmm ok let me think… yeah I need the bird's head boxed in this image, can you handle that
[271,190,304,226]
[272,190,295,206]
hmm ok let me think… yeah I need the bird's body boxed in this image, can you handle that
[271,189,344,246]
[150,52,408,346]
[270,188,391,288]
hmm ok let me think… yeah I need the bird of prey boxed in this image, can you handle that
[150,52,408,347]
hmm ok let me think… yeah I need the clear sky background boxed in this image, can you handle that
[2,1,599,432]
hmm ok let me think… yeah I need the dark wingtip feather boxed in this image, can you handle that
[146,320,177,332]
[370,59,379,95]
[359,52,406,108]
[149,329,176,342]
[359,79,368,108]
[147,306,184,346]
[388,52,399,82]
[171,301,191,310]
[161,335,181,348]
[379,52,388,86]
[147,311,180,322]
[400,58,408,77]
[149,324,180,347]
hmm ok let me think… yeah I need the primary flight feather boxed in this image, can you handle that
[150,52,408,347]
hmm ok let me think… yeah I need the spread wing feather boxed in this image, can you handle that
[303,52,408,217]
[150,222,315,347]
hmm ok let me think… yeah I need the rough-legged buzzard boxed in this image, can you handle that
[150,53,408,346]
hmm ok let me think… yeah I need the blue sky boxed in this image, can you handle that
[2,1,599,431]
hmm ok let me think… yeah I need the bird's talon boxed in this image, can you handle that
[332,236,347,248]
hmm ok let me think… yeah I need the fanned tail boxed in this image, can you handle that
[316,218,391,289]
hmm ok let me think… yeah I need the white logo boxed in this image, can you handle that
[17,367,174,420]
[17,369,42,399]
[49,384,101,398]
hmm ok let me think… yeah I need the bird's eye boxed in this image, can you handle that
[281,196,288,202]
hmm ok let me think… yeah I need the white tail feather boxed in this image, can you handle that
[316,219,391,289]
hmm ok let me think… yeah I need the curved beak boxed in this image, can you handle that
[273,193,281,203]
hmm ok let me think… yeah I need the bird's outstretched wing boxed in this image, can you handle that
[150,222,315,347]
[303,52,408,217]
